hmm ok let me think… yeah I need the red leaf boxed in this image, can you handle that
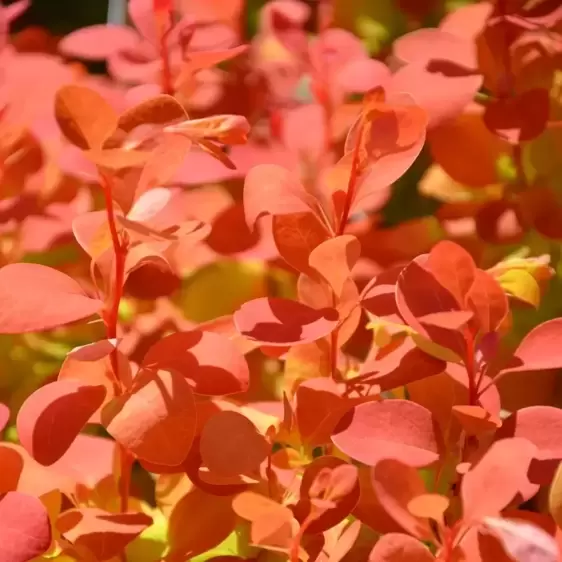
[58,24,139,60]
[396,258,466,358]
[199,411,269,476]
[293,457,360,534]
[483,89,550,144]
[500,319,562,374]
[465,269,508,335]
[243,164,323,229]
[272,212,331,276]
[0,491,52,562]
[169,488,238,558]
[232,491,294,550]
[234,297,339,346]
[141,330,249,396]
[461,438,537,522]
[495,406,562,461]
[372,459,433,540]
[332,400,439,467]
[0,263,103,333]
[369,533,435,561]
[426,240,476,306]
[55,84,119,150]
[17,380,107,466]
[57,508,152,560]
[359,336,446,391]
[308,235,361,297]
[102,369,196,466]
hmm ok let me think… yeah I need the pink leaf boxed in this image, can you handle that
[141,330,249,396]
[0,263,103,333]
[17,380,107,466]
[0,491,52,562]
[372,459,434,540]
[234,297,339,346]
[369,533,435,561]
[481,517,559,562]
[58,24,139,60]
[461,438,538,522]
[243,164,322,229]
[500,319,562,374]
[332,400,439,467]
[495,407,562,461]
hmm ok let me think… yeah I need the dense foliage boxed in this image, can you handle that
[1,0,562,560]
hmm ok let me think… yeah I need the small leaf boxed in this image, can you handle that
[0,263,103,333]
[548,462,562,528]
[199,411,269,477]
[55,84,119,149]
[332,400,439,467]
[483,89,550,144]
[495,269,541,308]
[17,380,107,466]
[452,405,501,436]
[0,491,52,562]
[102,369,196,467]
[118,94,187,133]
[57,508,152,561]
[407,494,449,522]
[368,533,435,561]
[234,297,339,346]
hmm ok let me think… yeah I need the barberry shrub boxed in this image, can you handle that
[1,0,562,561]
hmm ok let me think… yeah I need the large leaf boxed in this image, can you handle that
[141,330,249,396]
[102,369,196,467]
[332,400,439,467]
[0,491,52,562]
[55,84,119,149]
[234,297,339,346]
[0,263,103,333]
[17,380,107,466]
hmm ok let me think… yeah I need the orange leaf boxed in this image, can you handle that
[199,410,269,476]
[54,84,119,150]
[102,369,196,467]
[57,508,151,560]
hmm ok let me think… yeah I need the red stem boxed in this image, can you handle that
[100,172,130,514]
[290,513,315,562]
[464,331,477,406]
[337,122,364,235]
[154,2,173,95]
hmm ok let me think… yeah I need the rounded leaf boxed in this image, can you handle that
[102,369,196,467]
[369,533,435,561]
[234,297,339,346]
[17,380,107,466]
[332,400,439,467]
[0,263,103,333]
[0,491,52,562]
[55,84,119,149]
[199,411,269,476]
[142,330,249,396]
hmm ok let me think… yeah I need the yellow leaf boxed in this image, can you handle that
[496,268,541,308]
[549,462,562,528]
